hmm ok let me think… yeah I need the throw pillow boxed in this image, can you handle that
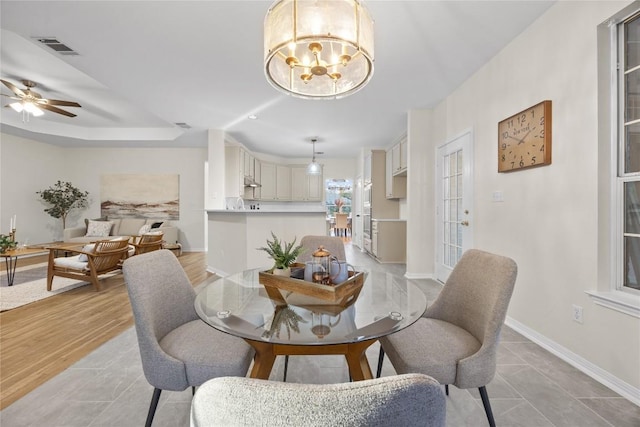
[85,220,113,237]
[138,224,152,235]
[150,221,164,229]
[84,217,107,228]
[78,244,96,262]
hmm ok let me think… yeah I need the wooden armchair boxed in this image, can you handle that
[47,238,130,292]
[129,232,164,256]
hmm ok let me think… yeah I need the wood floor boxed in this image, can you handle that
[0,251,210,410]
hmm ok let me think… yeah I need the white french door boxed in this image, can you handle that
[435,131,474,283]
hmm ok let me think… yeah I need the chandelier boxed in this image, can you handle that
[264,0,374,99]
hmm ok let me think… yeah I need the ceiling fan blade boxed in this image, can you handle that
[38,98,81,107]
[0,79,26,97]
[0,94,21,100]
[39,103,77,117]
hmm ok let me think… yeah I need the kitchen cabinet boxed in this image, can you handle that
[254,163,291,201]
[258,162,276,200]
[371,220,406,263]
[243,150,255,179]
[390,138,407,176]
[291,166,323,201]
[276,165,291,200]
[386,146,406,199]
[251,159,262,200]
[369,150,399,218]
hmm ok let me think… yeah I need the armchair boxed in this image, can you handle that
[47,238,130,292]
[129,232,164,256]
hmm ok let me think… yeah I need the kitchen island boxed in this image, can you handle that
[206,209,326,276]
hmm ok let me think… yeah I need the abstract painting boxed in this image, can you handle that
[101,174,179,219]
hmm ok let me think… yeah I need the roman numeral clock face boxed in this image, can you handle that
[498,100,552,172]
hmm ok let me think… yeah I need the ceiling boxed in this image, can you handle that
[0,1,554,159]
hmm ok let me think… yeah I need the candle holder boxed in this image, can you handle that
[9,228,16,243]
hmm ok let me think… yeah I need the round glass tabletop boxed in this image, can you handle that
[194,268,427,346]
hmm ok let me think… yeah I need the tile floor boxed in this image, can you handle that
[1,244,639,427]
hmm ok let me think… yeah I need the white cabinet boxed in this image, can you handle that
[243,150,255,179]
[386,147,406,199]
[291,166,323,201]
[276,165,291,200]
[253,163,291,201]
[259,162,277,200]
[251,159,262,200]
[390,138,407,176]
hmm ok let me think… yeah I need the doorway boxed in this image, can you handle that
[435,130,474,283]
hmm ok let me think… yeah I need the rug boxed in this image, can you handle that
[0,262,91,311]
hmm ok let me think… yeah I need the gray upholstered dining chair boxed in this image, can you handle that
[297,235,346,263]
[190,373,446,427]
[122,250,254,427]
[377,249,517,427]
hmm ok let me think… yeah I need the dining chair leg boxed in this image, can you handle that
[283,355,289,382]
[145,388,162,427]
[478,386,496,427]
[376,347,385,378]
[445,384,449,395]
[192,386,196,396]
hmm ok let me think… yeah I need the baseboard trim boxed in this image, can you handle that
[404,272,434,280]
[505,316,640,407]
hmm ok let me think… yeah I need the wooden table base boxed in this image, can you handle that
[246,338,377,381]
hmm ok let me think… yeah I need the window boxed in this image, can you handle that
[618,13,640,292]
[325,179,352,215]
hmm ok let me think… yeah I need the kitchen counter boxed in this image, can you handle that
[207,209,325,214]
[371,218,406,222]
[207,210,326,276]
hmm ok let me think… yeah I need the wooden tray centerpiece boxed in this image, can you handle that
[258,263,366,305]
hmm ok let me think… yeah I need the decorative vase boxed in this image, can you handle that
[272,267,291,277]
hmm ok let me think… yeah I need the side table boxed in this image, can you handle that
[163,243,182,257]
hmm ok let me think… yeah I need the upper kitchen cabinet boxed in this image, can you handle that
[258,163,292,201]
[386,144,406,199]
[291,166,323,201]
[391,137,407,176]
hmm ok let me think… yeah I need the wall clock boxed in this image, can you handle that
[498,100,552,172]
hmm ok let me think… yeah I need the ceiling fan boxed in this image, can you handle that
[1,79,81,117]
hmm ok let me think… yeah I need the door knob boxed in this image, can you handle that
[461,220,469,226]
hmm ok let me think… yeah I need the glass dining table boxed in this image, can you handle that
[194,268,427,381]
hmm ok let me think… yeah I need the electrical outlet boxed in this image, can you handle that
[572,304,583,323]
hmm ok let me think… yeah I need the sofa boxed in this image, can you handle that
[63,217,179,246]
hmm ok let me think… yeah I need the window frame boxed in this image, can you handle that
[588,7,640,317]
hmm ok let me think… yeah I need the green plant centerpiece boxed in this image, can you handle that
[0,234,18,254]
[257,232,304,276]
[36,181,89,231]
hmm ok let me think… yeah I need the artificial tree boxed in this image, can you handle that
[36,181,89,230]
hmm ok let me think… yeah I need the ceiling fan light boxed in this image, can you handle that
[9,102,23,113]
[24,102,44,116]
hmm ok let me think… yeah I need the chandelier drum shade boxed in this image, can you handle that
[264,0,374,99]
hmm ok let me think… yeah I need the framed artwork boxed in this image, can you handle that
[101,174,179,219]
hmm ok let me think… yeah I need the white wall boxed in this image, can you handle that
[1,133,68,245]
[406,1,639,396]
[0,133,208,251]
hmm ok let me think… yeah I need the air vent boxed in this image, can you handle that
[174,122,191,129]
[35,37,79,56]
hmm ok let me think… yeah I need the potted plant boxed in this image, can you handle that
[36,181,89,231]
[0,234,17,254]
[257,232,305,276]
